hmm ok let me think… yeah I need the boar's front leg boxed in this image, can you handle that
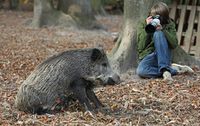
[70,78,94,112]
[86,88,109,114]
[86,87,104,109]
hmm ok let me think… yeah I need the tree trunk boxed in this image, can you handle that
[90,0,106,15]
[32,0,102,29]
[109,0,200,74]
[9,0,19,10]
[32,0,101,29]
[109,0,158,73]
[31,0,76,28]
[172,46,200,66]
[57,0,102,29]
[0,0,3,9]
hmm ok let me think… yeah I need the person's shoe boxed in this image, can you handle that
[171,63,194,74]
[163,71,173,81]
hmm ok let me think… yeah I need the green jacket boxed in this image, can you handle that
[137,19,178,60]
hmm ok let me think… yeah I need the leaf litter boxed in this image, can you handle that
[0,11,200,126]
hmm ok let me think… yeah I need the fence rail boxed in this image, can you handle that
[169,0,200,57]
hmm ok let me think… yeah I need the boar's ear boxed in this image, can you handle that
[91,48,103,61]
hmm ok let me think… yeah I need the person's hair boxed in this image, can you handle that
[149,2,170,25]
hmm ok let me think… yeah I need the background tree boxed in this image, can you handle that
[0,0,20,9]
[32,0,101,29]
[9,0,19,9]
[0,0,3,9]
[90,0,106,15]
[31,0,75,28]
[109,0,200,74]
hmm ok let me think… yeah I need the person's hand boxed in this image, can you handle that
[156,24,162,30]
[146,16,153,24]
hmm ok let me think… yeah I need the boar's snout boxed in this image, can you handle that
[106,73,120,85]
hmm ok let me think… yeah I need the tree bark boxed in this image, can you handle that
[109,0,200,74]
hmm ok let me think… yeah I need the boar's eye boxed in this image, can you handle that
[91,48,102,61]
[102,63,107,67]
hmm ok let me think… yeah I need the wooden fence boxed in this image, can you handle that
[169,0,200,57]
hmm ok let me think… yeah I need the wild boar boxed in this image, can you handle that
[15,48,120,114]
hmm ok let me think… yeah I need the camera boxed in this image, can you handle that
[145,15,160,33]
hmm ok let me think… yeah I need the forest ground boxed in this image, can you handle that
[0,10,200,126]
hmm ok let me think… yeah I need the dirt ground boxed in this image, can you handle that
[0,10,200,126]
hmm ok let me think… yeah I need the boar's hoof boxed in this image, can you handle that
[107,77,116,85]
